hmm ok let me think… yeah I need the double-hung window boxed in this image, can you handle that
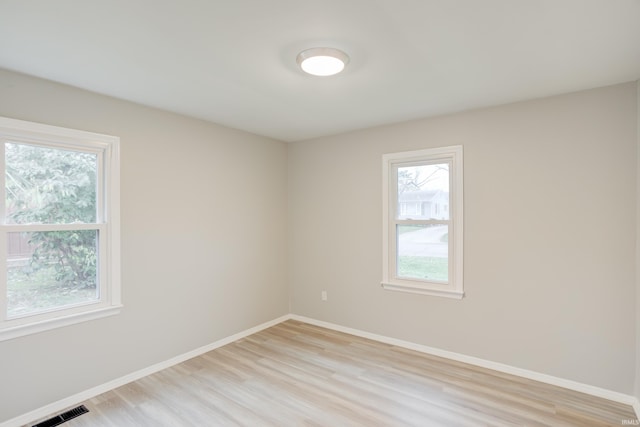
[382,146,463,299]
[0,117,121,341]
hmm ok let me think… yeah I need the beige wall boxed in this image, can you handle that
[0,69,289,422]
[636,80,640,401]
[289,82,637,394]
[0,68,638,422]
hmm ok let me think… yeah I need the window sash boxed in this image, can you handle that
[390,219,452,284]
[0,225,109,324]
[0,139,106,225]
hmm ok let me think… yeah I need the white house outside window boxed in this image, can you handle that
[0,117,121,341]
[382,146,463,299]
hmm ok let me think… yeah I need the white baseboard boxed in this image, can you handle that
[4,313,639,426]
[0,314,291,427]
[290,314,640,414]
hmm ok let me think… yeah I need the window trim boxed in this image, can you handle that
[0,117,121,341]
[381,146,464,299]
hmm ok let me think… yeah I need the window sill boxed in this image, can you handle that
[0,304,122,342]
[381,282,464,299]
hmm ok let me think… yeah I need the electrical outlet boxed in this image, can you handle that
[321,290,327,301]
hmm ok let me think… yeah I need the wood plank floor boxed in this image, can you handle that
[30,320,637,426]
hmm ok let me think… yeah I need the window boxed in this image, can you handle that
[382,146,463,299]
[0,117,121,341]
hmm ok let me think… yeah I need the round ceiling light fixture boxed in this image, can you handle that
[296,47,350,76]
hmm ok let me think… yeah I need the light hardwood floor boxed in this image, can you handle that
[31,320,637,426]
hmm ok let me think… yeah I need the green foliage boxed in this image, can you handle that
[5,143,97,289]
[29,230,97,289]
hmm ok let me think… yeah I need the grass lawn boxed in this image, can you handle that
[398,256,448,281]
[7,263,97,317]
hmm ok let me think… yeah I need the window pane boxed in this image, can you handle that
[396,224,448,282]
[397,163,449,220]
[6,230,98,318]
[5,142,97,224]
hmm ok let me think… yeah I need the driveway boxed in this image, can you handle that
[398,225,448,258]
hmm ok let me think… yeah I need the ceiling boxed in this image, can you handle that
[1,0,639,142]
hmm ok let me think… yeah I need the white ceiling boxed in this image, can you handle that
[1,0,639,142]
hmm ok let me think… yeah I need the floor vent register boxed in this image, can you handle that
[32,405,89,427]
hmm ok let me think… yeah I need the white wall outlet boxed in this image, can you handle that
[321,290,327,301]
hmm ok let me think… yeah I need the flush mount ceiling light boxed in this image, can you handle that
[296,47,350,76]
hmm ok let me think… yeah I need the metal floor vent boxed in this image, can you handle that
[32,405,89,427]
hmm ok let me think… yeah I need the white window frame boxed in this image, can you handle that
[382,146,463,299]
[0,117,121,341]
